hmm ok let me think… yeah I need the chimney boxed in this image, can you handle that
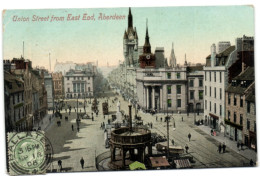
[211,44,216,67]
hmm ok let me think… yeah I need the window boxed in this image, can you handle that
[176,72,180,79]
[210,87,211,97]
[67,77,69,80]
[18,94,20,102]
[214,103,216,113]
[240,114,243,125]
[220,105,222,116]
[205,100,207,109]
[68,88,70,92]
[214,72,216,82]
[199,79,203,87]
[220,72,222,83]
[81,77,83,80]
[228,111,230,120]
[77,83,80,92]
[210,101,211,111]
[190,91,194,100]
[205,72,207,81]
[228,93,231,105]
[247,102,250,113]
[168,99,172,107]
[234,94,237,106]
[210,72,211,82]
[220,88,222,100]
[81,84,84,93]
[177,99,181,107]
[214,87,216,98]
[199,90,203,100]
[234,112,237,123]
[167,72,171,79]
[205,86,207,96]
[167,85,171,94]
[74,77,76,80]
[177,85,181,94]
[254,121,256,132]
[73,83,76,93]
[189,80,194,87]
[240,95,243,107]
[247,119,250,130]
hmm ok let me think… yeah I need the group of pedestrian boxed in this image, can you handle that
[217,142,226,153]
[57,157,85,171]
[147,122,153,128]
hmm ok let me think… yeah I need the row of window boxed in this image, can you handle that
[67,76,91,81]
[205,71,222,83]
[189,79,203,87]
[190,90,203,100]
[205,86,222,99]
[13,93,24,105]
[227,111,256,132]
[205,100,222,116]
[68,86,91,93]
[228,93,243,107]
[167,72,181,79]
[167,85,182,94]
[167,99,181,108]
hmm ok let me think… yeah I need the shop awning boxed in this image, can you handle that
[129,161,146,170]
[174,159,191,168]
[209,113,219,119]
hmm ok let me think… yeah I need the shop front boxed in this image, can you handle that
[209,113,219,131]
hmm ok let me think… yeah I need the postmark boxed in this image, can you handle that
[8,131,53,175]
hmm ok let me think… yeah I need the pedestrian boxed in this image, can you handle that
[250,159,254,166]
[58,160,62,170]
[71,124,74,131]
[171,139,174,145]
[80,157,85,169]
[218,143,222,153]
[160,117,162,122]
[241,143,244,150]
[156,116,158,121]
[151,122,153,129]
[185,144,189,153]
[182,117,183,122]
[188,133,191,142]
[77,127,80,132]
[222,142,226,153]
[92,116,94,121]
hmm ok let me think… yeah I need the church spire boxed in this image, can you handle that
[184,53,188,66]
[143,18,151,53]
[169,42,176,67]
[128,7,133,29]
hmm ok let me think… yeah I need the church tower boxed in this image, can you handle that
[139,19,156,68]
[169,42,177,67]
[123,7,139,67]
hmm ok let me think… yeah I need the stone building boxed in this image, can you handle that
[225,67,254,142]
[44,72,54,110]
[52,72,64,99]
[64,69,94,99]
[243,82,256,151]
[204,43,236,132]
[187,66,204,114]
[4,71,25,131]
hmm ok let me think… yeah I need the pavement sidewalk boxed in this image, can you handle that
[198,124,257,163]
[33,112,56,131]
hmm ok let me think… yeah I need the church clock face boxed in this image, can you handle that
[146,54,150,60]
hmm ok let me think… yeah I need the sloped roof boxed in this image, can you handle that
[234,67,254,81]
[4,71,24,94]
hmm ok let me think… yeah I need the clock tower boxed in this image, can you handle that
[139,20,156,68]
[123,7,139,67]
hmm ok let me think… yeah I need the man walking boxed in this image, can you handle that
[58,160,62,171]
[188,133,191,142]
[71,124,74,131]
[80,157,85,169]
[77,126,80,132]
[222,142,226,153]
[185,144,189,153]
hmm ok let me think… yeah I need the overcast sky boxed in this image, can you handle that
[3,6,254,70]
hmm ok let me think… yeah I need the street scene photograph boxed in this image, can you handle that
[2,5,257,175]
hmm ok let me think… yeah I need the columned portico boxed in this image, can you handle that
[152,86,155,109]
[143,84,162,111]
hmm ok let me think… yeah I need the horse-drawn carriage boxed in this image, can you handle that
[102,102,109,115]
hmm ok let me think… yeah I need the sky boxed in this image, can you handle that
[3,6,254,70]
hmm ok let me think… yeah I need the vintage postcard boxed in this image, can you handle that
[2,6,256,175]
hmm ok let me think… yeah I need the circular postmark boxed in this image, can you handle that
[8,131,53,175]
